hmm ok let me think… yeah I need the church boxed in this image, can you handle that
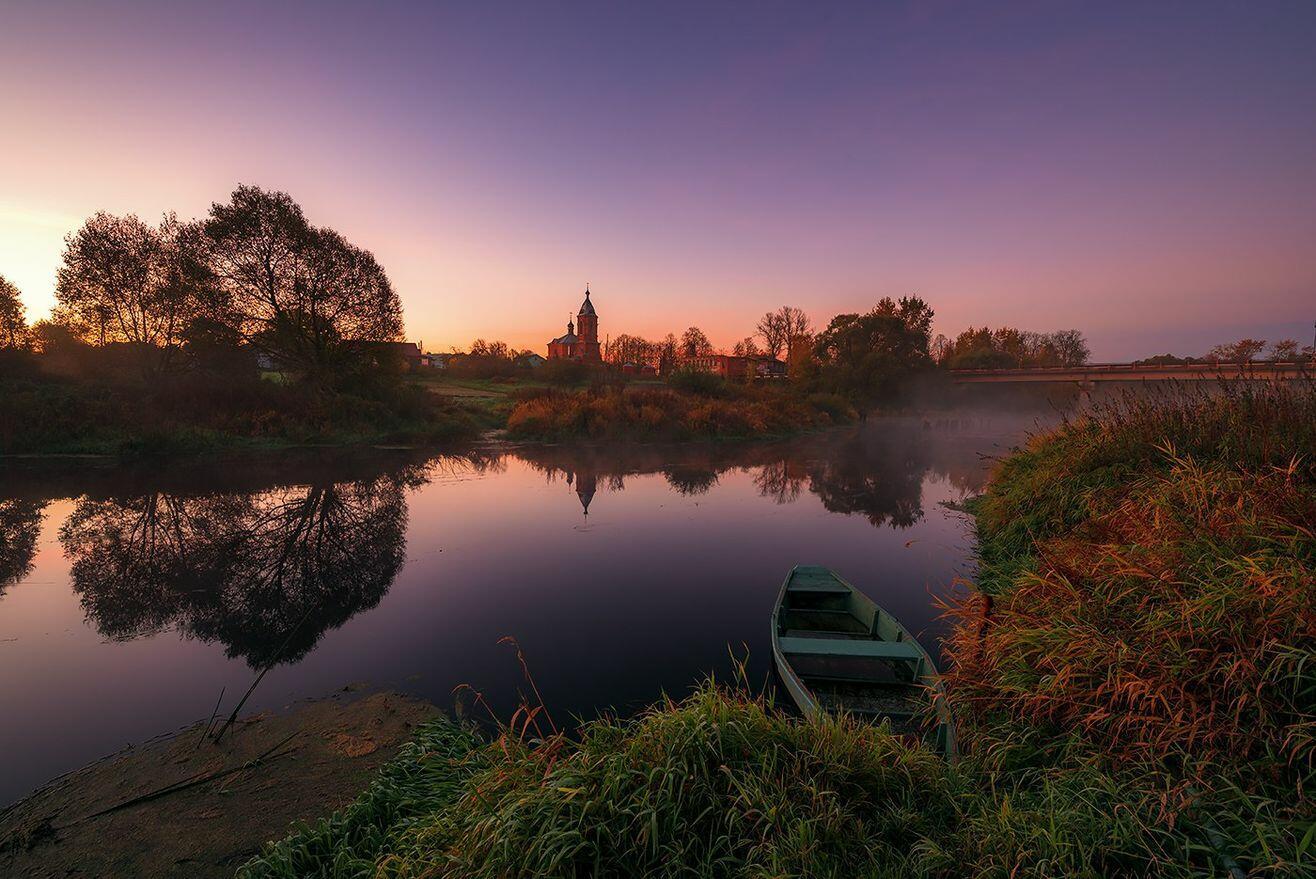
[546,286,602,362]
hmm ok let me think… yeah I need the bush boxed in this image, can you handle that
[666,367,726,396]
[505,384,850,441]
[542,358,589,386]
[807,392,858,422]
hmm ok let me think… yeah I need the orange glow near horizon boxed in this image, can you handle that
[2,3,1313,360]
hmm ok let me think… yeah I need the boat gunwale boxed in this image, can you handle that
[769,564,957,759]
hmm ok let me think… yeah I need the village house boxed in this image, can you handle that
[678,353,785,380]
[515,352,548,370]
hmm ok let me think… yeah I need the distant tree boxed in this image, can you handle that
[680,326,714,358]
[0,274,27,349]
[812,296,934,401]
[756,311,786,359]
[1207,338,1267,364]
[608,333,656,366]
[204,185,403,382]
[732,336,760,357]
[756,306,810,359]
[1270,339,1299,361]
[54,212,209,374]
[1049,329,1090,367]
[943,326,1089,369]
[1136,353,1190,366]
[930,333,951,364]
[470,339,512,359]
[657,333,678,375]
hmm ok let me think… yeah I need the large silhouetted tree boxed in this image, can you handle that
[54,212,209,374]
[812,297,934,402]
[203,185,403,381]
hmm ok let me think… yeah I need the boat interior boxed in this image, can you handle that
[777,567,931,734]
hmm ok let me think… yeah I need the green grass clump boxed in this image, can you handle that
[246,686,1212,878]
[239,719,483,879]
[975,382,1316,570]
[380,687,954,878]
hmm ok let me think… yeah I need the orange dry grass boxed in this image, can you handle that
[506,386,844,440]
[945,455,1316,770]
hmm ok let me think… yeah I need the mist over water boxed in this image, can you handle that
[0,413,1051,805]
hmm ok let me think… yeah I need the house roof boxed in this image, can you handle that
[551,333,578,345]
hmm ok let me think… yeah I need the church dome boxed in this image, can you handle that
[578,288,596,316]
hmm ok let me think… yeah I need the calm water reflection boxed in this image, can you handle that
[0,415,1038,804]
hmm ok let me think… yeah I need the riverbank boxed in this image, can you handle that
[235,382,1313,877]
[505,382,856,441]
[0,690,440,878]
[0,372,493,458]
[0,368,858,458]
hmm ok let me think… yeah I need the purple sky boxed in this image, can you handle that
[2,1,1313,358]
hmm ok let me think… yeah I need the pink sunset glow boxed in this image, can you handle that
[1,1,1313,359]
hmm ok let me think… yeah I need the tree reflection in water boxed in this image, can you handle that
[60,469,423,668]
[513,417,1004,528]
[0,499,46,593]
[34,418,1014,670]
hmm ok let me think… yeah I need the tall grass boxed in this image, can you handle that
[945,380,1316,875]
[506,384,854,441]
[244,684,1219,878]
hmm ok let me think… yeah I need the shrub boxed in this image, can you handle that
[666,367,726,397]
[807,391,857,422]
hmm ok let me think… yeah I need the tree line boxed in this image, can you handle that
[1139,337,1315,365]
[0,185,405,385]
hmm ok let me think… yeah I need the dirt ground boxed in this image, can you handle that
[0,689,440,878]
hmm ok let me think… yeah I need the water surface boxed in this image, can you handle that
[0,416,1037,805]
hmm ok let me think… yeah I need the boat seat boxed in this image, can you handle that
[786,575,850,595]
[778,636,922,663]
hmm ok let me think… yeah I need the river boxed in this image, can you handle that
[0,414,1041,805]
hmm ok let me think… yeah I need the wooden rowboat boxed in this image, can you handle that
[771,565,956,757]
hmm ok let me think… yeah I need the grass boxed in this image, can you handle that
[0,371,487,457]
[238,720,483,879]
[243,381,1315,877]
[242,685,1218,879]
[505,384,855,441]
[944,381,1316,875]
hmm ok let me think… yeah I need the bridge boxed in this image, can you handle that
[951,361,1311,385]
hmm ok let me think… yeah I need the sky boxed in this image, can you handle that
[1,1,1313,360]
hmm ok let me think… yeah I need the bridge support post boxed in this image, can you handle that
[1076,379,1095,409]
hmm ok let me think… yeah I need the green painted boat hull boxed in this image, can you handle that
[771,565,957,758]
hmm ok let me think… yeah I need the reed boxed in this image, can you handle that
[945,379,1316,875]
[505,384,854,441]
